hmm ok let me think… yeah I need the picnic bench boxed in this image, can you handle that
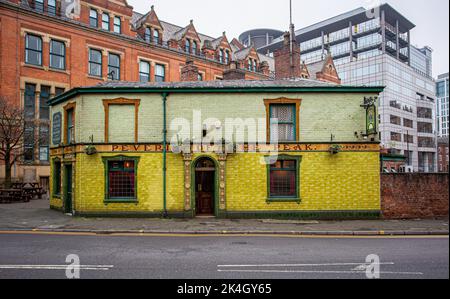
[11,183,46,199]
[0,189,32,204]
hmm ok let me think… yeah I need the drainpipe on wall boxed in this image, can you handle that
[162,92,169,218]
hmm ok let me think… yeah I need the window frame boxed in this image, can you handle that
[88,48,102,77]
[63,102,76,145]
[47,0,56,15]
[264,98,301,143]
[39,85,51,120]
[108,53,121,81]
[102,155,140,203]
[25,34,43,66]
[34,0,44,12]
[153,29,159,44]
[102,12,110,31]
[145,27,151,42]
[113,16,121,34]
[89,9,98,27]
[139,60,151,83]
[155,64,166,82]
[265,155,302,203]
[49,39,66,70]
[185,39,191,53]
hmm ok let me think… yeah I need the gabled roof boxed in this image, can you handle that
[134,6,163,30]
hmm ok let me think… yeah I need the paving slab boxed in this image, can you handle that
[0,199,448,236]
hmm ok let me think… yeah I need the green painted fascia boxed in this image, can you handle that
[48,86,385,106]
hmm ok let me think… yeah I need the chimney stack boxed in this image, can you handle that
[223,61,246,80]
[274,31,302,80]
[181,59,199,81]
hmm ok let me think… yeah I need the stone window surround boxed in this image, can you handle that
[264,98,302,142]
[102,98,141,143]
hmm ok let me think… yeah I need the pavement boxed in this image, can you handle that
[0,199,448,236]
[0,232,448,279]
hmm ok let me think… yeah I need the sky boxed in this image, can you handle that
[127,0,449,77]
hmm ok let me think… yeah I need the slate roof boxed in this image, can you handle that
[94,78,337,89]
[306,60,326,80]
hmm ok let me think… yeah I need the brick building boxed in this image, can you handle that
[0,0,274,187]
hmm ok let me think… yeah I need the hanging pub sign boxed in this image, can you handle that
[52,112,62,145]
[361,96,378,136]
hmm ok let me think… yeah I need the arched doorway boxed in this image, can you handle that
[194,157,216,216]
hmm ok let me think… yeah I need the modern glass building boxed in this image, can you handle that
[436,73,449,138]
[256,3,437,172]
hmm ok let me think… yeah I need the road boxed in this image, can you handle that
[0,232,448,279]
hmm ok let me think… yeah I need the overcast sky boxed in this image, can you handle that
[128,0,449,77]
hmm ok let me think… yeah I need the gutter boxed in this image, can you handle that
[162,92,169,218]
[48,86,385,106]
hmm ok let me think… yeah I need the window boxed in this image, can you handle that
[219,49,224,63]
[48,0,56,15]
[24,122,34,162]
[139,60,150,83]
[145,27,151,42]
[198,72,203,81]
[113,16,121,34]
[50,40,65,70]
[102,13,110,30]
[89,49,102,77]
[53,160,61,196]
[108,53,120,80]
[25,34,42,66]
[267,156,301,201]
[66,108,74,144]
[153,29,159,44]
[403,118,414,128]
[192,41,197,55]
[185,39,190,53]
[39,85,50,120]
[270,105,296,142]
[90,9,98,27]
[155,64,165,82]
[248,59,252,71]
[34,0,44,12]
[55,87,65,96]
[103,157,140,202]
[225,50,230,64]
[253,60,258,72]
[24,83,36,119]
[390,132,402,142]
[39,125,49,162]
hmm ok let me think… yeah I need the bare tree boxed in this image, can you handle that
[0,96,27,188]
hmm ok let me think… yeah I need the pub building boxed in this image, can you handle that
[47,32,384,219]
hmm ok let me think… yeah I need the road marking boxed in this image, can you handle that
[0,231,448,239]
[0,265,113,271]
[217,269,424,276]
[217,262,395,268]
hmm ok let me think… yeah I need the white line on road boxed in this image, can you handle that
[0,265,114,271]
[217,269,424,276]
[217,262,395,268]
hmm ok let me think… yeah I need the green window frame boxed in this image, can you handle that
[102,156,140,203]
[265,155,301,203]
[52,159,62,197]
[270,104,297,142]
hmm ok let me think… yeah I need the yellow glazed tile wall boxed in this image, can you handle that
[226,152,380,212]
[73,153,184,213]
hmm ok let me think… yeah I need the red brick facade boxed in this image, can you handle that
[381,173,449,219]
[0,0,270,182]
